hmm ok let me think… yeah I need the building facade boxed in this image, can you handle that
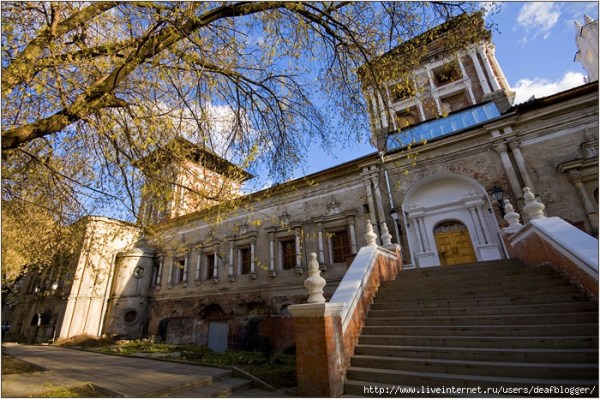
[5,13,598,353]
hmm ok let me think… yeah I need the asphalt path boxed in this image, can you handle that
[2,342,286,397]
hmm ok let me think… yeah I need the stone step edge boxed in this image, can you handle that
[345,366,599,386]
[363,323,599,330]
[354,343,599,354]
[366,311,598,322]
[351,354,598,369]
[369,301,596,312]
[359,334,599,341]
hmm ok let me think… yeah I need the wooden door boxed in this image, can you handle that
[434,225,476,266]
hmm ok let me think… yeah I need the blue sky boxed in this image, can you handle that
[277,1,599,185]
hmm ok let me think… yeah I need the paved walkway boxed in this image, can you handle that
[2,343,291,397]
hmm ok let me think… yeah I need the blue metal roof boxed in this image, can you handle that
[386,102,501,150]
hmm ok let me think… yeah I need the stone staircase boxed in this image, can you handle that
[344,260,599,396]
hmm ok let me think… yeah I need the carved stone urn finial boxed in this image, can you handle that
[365,220,378,246]
[304,252,326,303]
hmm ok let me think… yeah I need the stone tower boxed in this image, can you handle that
[137,137,253,224]
[359,12,515,151]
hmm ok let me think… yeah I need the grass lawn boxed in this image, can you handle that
[1,349,107,397]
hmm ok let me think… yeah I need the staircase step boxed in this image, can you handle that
[350,355,598,379]
[365,311,598,326]
[354,344,599,363]
[383,269,565,288]
[361,324,599,337]
[358,334,598,349]
[376,284,580,302]
[368,301,597,317]
[371,292,588,310]
[344,260,599,396]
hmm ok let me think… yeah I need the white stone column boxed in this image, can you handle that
[486,44,510,90]
[468,207,485,245]
[294,227,303,273]
[212,252,218,281]
[493,142,523,199]
[457,56,477,104]
[416,217,430,252]
[317,222,325,265]
[476,205,493,244]
[195,250,202,282]
[268,232,276,276]
[156,258,163,286]
[467,47,492,95]
[426,67,443,115]
[166,256,174,287]
[371,173,387,244]
[508,140,535,192]
[569,171,599,233]
[363,168,379,235]
[250,237,256,278]
[229,241,235,278]
[182,252,189,286]
[348,216,358,254]
[477,44,501,91]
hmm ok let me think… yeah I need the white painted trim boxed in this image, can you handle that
[511,217,599,278]
[329,245,397,332]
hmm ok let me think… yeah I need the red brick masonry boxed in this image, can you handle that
[290,246,401,397]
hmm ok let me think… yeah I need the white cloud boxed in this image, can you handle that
[512,71,586,104]
[516,2,561,44]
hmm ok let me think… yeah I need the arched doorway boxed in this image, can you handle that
[402,173,504,267]
[434,220,477,266]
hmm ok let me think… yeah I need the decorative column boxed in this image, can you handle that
[467,47,492,95]
[508,139,535,191]
[477,45,501,91]
[348,216,358,254]
[212,252,219,283]
[317,222,326,266]
[166,255,174,288]
[493,141,523,199]
[250,237,257,279]
[468,207,485,245]
[416,217,430,252]
[195,250,202,284]
[363,174,378,233]
[156,257,163,288]
[294,227,303,274]
[182,252,189,287]
[426,67,443,115]
[228,241,235,282]
[568,171,599,233]
[486,44,510,90]
[409,214,424,252]
[268,232,276,277]
[457,56,476,104]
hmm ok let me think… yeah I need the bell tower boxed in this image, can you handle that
[360,12,515,151]
[137,137,253,224]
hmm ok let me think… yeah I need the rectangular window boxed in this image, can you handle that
[330,230,351,263]
[206,253,216,279]
[239,247,252,275]
[389,81,416,103]
[280,238,296,270]
[432,62,462,87]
